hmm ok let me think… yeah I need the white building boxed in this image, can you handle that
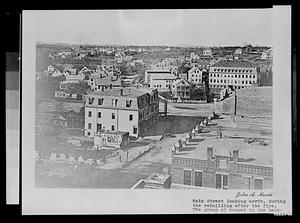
[234,48,243,55]
[145,70,177,91]
[84,87,159,138]
[64,70,85,81]
[208,60,257,90]
[171,78,192,100]
[187,65,204,85]
[47,64,55,73]
[50,69,63,78]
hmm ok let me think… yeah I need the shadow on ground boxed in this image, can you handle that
[142,115,205,137]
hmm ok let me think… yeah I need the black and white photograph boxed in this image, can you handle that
[21,7,292,214]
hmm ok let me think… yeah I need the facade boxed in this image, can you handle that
[187,65,204,85]
[171,78,192,100]
[145,70,178,91]
[171,137,273,190]
[84,87,159,138]
[208,60,257,90]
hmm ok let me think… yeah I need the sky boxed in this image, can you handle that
[34,9,273,47]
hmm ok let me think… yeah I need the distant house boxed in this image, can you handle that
[79,66,92,74]
[188,65,204,85]
[93,75,122,91]
[47,64,55,73]
[63,70,85,81]
[171,78,192,100]
[50,69,63,78]
[54,90,84,101]
[234,48,243,55]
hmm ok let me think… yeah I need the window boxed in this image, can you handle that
[88,97,94,105]
[98,112,101,118]
[97,124,102,132]
[216,174,228,189]
[133,127,137,134]
[112,113,115,119]
[246,75,248,78]
[88,111,92,117]
[254,178,263,190]
[112,99,118,107]
[129,114,133,121]
[195,171,202,187]
[183,169,192,185]
[98,98,103,105]
[88,123,92,129]
[87,132,90,136]
[111,125,115,131]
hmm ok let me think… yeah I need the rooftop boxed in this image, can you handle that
[145,173,171,184]
[211,60,256,68]
[173,136,272,167]
[95,75,122,86]
[88,87,153,98]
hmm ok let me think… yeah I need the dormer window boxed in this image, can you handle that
[88,97,94,105]
[126,100,132,107]
[98,98,104,105]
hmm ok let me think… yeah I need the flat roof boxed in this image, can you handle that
[173,136,272,166]
[88,87,152,98]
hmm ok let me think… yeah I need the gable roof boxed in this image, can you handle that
[173,78,191,86]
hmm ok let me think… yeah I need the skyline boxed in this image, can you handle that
[34,9,273,47]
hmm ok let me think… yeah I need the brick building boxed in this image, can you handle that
[171,135,273,190]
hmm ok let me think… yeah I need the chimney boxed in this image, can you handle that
[233,149,239,162]
[207,146,213,160]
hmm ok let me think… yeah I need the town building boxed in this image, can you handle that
[187,65,205,85]
[208,60,257,90]
[171,135,273,190]
[145,70,178,92]
[63,70,85,82]
[84,87,159,138]
[171,78,192,101]
[88,72,122,91]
